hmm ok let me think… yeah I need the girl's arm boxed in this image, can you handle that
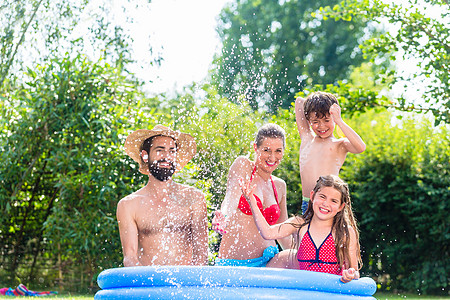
[240,178,299,240]
[341,227,361,283]
[275,179,294,249]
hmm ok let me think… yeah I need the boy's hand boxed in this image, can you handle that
[340,268,359,283]
[329,103,343,123]
[211,211,228,235]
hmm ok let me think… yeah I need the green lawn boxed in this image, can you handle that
[1,293,448,300]
[0,295,93,300]
[375,293,449,300]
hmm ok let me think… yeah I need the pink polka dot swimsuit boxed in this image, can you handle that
[297,223,342,275]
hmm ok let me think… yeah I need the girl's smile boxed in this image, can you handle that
[311,186,344,219]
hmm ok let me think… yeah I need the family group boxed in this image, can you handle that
[117,91,366,284]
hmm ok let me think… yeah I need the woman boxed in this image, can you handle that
[212,123,292,267]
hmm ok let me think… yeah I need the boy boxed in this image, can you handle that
[295,92,366,213]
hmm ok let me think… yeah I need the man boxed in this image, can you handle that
[117,125,208,267]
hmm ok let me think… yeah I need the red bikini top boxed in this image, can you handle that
[238,167,281,225]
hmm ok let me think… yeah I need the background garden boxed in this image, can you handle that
[0,0,448,297]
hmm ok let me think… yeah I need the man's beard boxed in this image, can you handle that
[148,159,176,181]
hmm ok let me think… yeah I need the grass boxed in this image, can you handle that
[1,293,448,300]
[374,292,449,300]
[0,296,93,300]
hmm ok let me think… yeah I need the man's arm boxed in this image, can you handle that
[330,104,366,154]
[191,191,208,265]
[116,198,140,267]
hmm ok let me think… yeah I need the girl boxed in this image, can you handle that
[212,123,292,267]
[241,174,361,282]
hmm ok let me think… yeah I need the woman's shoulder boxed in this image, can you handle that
[230,156,253,170]
[271,174,286,186]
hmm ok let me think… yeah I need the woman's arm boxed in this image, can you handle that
[212,156,251,234]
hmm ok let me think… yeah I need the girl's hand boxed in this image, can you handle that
[239,177,256,203]
[340,268,359,283]
[211,211,229,235]
[329,103,343,123]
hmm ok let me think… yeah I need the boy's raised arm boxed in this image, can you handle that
[295,97,312,138]
[329,104,366,154]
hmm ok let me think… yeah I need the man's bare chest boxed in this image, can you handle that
[135,204,192,236]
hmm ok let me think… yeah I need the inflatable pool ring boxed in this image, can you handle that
[95,266,377,299]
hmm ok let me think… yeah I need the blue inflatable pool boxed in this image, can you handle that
[95,266,377,299]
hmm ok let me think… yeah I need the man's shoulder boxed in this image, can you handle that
[117,191,145,206]
[172,182,205,199]
[172,182,206,209]
[116,192,145,217]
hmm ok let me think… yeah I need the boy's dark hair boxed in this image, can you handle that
[304,92,339,121]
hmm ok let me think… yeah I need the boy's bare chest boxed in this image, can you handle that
[300,139,346,174]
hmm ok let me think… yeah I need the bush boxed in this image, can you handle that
[341,111,449,295]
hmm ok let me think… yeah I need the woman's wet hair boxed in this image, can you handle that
[254,123,286,148]
[304,91,339,121]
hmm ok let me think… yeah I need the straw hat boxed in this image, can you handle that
[124,125,197,175]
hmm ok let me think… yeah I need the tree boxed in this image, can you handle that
[320,0,450,124]
[212,0,378,113]
[0,0,160,89]
[0,54,163,289]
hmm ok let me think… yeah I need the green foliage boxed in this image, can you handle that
[341,111,450,295]
[0,54,163,290]
[269,105,303,214]
[212,0,378,112]
[320,0,450,125]
[0,0,160,89]
[159,84,271,254]
[1,53,448,296]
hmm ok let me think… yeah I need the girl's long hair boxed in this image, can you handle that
[294,175,362,271]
